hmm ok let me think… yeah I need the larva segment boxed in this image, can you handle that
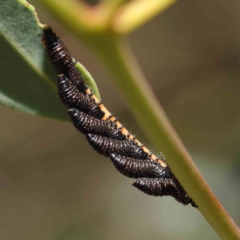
[133,178,196,207]
[68,108,126,140]
[109,154,169,178]
[42,25,87,92]
[86,134,149,160]
[58,75,105,119]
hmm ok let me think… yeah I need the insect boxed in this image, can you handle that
[68,108,126,140]
[133,178,196,206]
[58,74,105,119]
[86,134,149,159]
[109,153,169,178]
[42,26,196,207]
[42,27,87,92]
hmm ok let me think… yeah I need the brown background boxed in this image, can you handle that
[0,0,240,239]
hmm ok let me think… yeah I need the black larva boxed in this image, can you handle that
[42,26,87,92]
[110,153,196,206]
[133,178,196,206]
[68,108,126,140]
[42,27,196,207]
[86,134,149,160]
[58,74,104,119]
[109,154,169,178]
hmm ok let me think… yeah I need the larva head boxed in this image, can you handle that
[68,108,79,118]
[68,108,82,126]
[109,153,122,166]
[57,74,69,90]
[42,25,60,49]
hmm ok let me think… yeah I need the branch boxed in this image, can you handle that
[40,0,109,32]
[112,0,177,35]
[39,1,240,239]
[96,38,240,240]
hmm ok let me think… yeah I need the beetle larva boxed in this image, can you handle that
[42,26,196,207]
[86,134,149,160]
[133,178,196,207]
[42,26,87,91]
[58,74,104,119]
[68,108,126,140]
[109,153,169,178]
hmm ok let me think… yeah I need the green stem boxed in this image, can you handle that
[82,35,240,240]
[112,0,177,35]
[39,1,240,239]
[101,0,127,12]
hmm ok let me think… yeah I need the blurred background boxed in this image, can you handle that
[1,0,240,239]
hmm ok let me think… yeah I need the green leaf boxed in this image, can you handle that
[0,0,101,121]
[74,59,101,101]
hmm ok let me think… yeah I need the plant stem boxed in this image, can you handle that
[39,1,240,239]
[95,37,240,240]
[39,0,109,32]
[112,0,177,35]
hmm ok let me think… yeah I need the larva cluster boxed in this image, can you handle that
[42,26,196,207]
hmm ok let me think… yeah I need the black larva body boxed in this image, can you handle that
[58,75,104,119]
[86,134,149,160]
[110,154,169,178]
[42,27,196,207]
[68,108,126,140]
[133,178,196,207]
[42,26,87,91]
[133,178,182,202]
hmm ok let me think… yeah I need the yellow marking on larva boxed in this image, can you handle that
[85,88,166,167]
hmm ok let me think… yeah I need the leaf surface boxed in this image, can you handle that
[0,0,100,121]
